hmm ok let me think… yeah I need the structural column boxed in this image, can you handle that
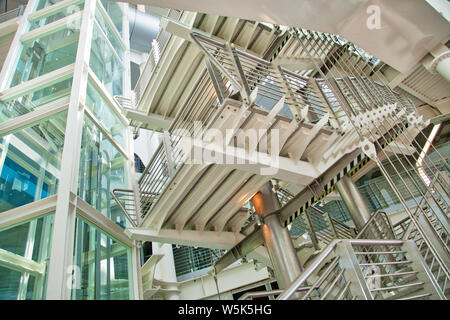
[335,175,371,230]
[152,242,180,299]
[423,43,450,84]
[252,182,302,289]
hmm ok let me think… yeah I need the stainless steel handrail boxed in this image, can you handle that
[355,210,395,239]
[110,188,138,227]
[278,239,406,300]
[278,239,341,300]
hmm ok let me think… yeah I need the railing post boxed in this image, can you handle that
[335,240,373,300]
[226,43,251,103]
[205,58,228,104]
[326,213,339,239]
[275,66,302,121]
[304,210,320,250]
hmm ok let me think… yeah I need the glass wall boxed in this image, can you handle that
[78,116,130,228]
[29,1,85,31]
[89,1,125,98]
[10,27,80,88]
[85,82,126,148]
[0,112,67,214]
[34,0,63,12]
[0,0,133,300]
[94,3,124,60]
[0,78,72,122]
[100,0,124,36]
[71,216,132,299]
[0,214,54,299]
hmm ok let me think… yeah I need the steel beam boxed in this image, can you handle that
[125,227,244,250]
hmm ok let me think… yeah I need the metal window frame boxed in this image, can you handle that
[21,11,84,44]
[28,0,84,21]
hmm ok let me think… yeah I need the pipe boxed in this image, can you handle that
[253,182,302,290]
[335,175,371,230]
[128,7,160,52]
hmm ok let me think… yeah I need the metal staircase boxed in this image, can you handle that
[114,24,449,299]
[277,239,445,300]
[132,29,421,235]
[273,169,449,300]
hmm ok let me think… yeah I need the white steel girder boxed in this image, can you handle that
[125,227,245,250]
[179,136,320,185]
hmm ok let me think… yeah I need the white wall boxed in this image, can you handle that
[133,129,162,166]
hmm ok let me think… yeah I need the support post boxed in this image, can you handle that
[335,175,371,231]
[252,182,302,289]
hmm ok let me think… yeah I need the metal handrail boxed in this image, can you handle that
[238,289,283,300]
[278,239,407,300]
[238,286,313,300]
[356,210,395,239]
[301,206,355,247]
[110,188,138,227]
[277,239,341,300]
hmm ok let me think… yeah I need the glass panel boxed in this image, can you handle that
[89,23,124,97]
[72,216,132,300]
[0,112,67,213]
[0,214,54,299]
[78,117,129,228]
[100,0,123,36]
[35,0,62,12]
[0,77,72,122]
[95,3,124,60]
[10,27,79,88]
[85,82,126,148]
[29,1,85,31]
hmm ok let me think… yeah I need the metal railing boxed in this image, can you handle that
[191,32,343,128]
[379,168,450,295]
[110,188,139,227]
[356,210,395,240]
[393,217,411,240]
[137,66,235,218]
[173,246,226,278]
[238,289,283,300]
[405,224,449,295]
[278,239,446,300]
[238,286,313,300]
[114,95,134,110]
[278,239,356,300]
[290,205,355,250]
[291,22,450,302]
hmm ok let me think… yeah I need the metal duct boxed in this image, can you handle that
[128,6,160,52]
